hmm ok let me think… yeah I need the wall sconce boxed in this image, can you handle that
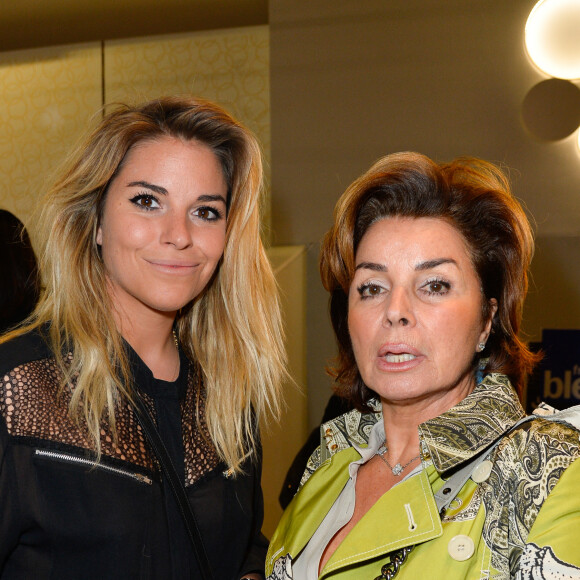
[522,78,580,141]
[525,0,580,80]
[523,0,580,150]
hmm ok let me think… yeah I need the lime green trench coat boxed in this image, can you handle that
[266,374,580,579]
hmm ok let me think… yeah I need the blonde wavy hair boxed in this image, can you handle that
[5,96,286,472]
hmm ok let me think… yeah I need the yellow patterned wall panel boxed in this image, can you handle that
[104,26,271,235]
[0,28,270,233]
[0,45,102,227]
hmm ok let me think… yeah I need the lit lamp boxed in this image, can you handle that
[525,0,580,79]
[524,0,580,150]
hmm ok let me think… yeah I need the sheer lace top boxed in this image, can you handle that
[0,337,221,486]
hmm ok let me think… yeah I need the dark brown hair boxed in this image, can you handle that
[320,152,539,410]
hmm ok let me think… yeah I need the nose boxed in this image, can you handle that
[161,211,193,250]
[383,286,416,327]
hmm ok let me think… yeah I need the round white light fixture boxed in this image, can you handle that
[525,0,580,79]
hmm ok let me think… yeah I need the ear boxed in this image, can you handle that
[479,297,498,345]
[96,224,103,246]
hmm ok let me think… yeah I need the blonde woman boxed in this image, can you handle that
[0,96,285,580]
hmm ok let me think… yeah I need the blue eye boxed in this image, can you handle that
[130,194,160,210]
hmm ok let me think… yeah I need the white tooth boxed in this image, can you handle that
[385,353,416,363]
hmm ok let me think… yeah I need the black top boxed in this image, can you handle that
[0,329,267,579]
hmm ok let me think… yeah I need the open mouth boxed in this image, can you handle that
[383,353,416,363]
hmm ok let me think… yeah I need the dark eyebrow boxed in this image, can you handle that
[416,258,457,271]
[197,194,227,205]
[127,181,167,195]
[355,261,387,272]
[127,183,226,205]
[354,258,457,273]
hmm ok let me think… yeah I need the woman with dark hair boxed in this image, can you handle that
[0,209,39,333]
[0,97,286,580]
[266,152,580,579]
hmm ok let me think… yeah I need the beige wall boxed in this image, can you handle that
[0,26,271,232]
[269,0,580,426]
[524,236,580,340]
[263,246,308,536]
[0,44,102,228]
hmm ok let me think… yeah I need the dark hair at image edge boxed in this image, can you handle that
[0,210,39,332]
[320,152,540,411]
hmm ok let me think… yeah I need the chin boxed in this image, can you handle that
[149,291,201,311]
[374,379,437,403]
[145,299,195,314]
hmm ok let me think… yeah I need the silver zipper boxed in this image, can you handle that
[34,449,153,485]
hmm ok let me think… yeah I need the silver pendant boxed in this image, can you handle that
[391,463,403,476]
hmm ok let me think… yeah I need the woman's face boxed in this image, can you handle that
[97,136,227,322]
[348,216,496,415]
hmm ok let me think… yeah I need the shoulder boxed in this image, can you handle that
[320,401,382,458]
[0,328,53,377]
[479,408,580,571]
[502,407,580,462]
[0,328,56,440]
[492,408,580,502]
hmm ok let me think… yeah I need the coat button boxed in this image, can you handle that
[448,535,475,561]
[472,460,493,483]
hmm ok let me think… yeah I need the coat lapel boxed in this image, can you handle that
[321,468,442,576]
[266,447,359,571]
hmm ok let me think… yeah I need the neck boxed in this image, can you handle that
[113,307,179,381]
[380,413,421,465]
[380,375,476,461]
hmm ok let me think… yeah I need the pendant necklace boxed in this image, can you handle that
[377,441,421,476]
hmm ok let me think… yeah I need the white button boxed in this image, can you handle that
[448,535,475,561]
[472,460,493,483]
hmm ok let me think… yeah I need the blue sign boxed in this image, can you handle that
[526,329,580,413]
